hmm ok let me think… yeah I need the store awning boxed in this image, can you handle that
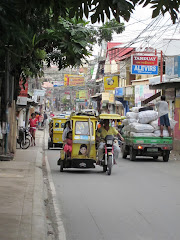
[149,80,180,90]
[96,78,103,83]
[91,93,102,99]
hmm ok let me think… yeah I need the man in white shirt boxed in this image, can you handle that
[155,96,171,137]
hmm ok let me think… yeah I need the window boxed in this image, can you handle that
[75,121,93,135]
[61,123,65,128]
[55,123,59,128]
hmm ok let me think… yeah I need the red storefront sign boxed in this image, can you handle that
[132,55,158,66]
[19,78,28,97]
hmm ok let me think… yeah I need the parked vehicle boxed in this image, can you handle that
[17,127,31,149]
[48,115,69,149]
[121,136,173,162]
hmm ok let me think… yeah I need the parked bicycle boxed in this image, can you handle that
[17,127,31,149]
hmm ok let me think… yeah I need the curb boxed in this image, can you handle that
[32,134,47,240]
[44,130,66,240]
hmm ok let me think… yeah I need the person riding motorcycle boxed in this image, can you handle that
[96,119,124,164]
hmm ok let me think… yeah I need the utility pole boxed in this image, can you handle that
[4,49,10,155]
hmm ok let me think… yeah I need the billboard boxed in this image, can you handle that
[135,85,155,107]
[64,74,85,86]
[102,92,109,102]
[79,90,88,100]
[53,81,64,87]
[131,55,158,75]
[103,76,118,91]
[17,78,28,105]
[115,87,124,97]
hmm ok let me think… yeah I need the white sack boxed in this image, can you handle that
[170,118,177,129]
[150,118,177,130]
[130,132,155,137]
[126,112,138,119]
[138,110,158,124]
[129,122,154,133]
[122,118,138,126]
[154,130,169,137]
[131,107,140,113]
[150,119,160,130]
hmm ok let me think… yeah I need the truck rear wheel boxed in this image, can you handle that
[122,144,128,159]
[130,147,136,161]
[163,152,169,162]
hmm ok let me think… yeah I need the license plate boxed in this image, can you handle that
[147,148,158,152]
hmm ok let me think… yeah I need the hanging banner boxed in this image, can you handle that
[103,76,118,91]
[131,55,158,75]
[17,78,28,105]
[109,94,114,103]
[102,92,109,102]
[64,74,84,86]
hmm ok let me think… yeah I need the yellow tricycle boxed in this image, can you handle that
[48,115,69,149]
[57,113,97,172]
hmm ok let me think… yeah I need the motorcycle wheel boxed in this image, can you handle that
[21,138,30,149]
[107,156,112,175]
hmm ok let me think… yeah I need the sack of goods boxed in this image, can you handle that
[129,122,154,133]
[126,112,138,119]
[130,132,155,137]
[138,110,158,124]
[150,118,178,130]
[122,118,138,126]
[154,130,169,137]
[123,109,177,138]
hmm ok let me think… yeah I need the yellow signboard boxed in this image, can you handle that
[64,74,85,86]
[109,94,114,103]
[104,76,119,91]
[79,90,88,99]
[102,92,109,102]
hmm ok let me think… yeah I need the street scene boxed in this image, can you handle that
[1,1,180,240]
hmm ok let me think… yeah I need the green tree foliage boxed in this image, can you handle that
[0,0,178,94]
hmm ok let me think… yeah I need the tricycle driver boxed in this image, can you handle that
[96,119,124,164]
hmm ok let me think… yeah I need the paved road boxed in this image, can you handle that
[46,148,180,240]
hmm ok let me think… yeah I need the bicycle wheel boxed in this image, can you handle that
[21,138,30,149]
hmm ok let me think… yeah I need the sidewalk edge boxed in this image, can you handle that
[44,131,66,240]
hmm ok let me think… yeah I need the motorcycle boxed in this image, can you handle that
[17,127,31,149]
[101,135,114,175]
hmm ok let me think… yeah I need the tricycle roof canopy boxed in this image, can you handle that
[99,114,121,120]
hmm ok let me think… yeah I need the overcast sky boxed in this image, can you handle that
[91,5,180,56]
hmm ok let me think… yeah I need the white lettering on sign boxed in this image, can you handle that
[134,56,157,61]
[134,66,156,71]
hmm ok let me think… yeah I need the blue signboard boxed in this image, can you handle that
[115,87,124,97]
[132,65,158,75]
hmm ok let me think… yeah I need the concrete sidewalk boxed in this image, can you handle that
[0,130,47,240]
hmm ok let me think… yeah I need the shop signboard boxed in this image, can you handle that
[53,81,64,87]
[34,89,45,96]
[131,55,158,75]
[165,56,180,78]
[64,74,85,86]
[17,78,28,105]
[79,90,88,100]
[102,92,109,102]
[115,87,124,97]
[104,76,118,91]
[135,85,155,107]
[109,94,114,103]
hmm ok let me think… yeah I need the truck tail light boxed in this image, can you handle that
[163,146,169,150]
[138,145,143,150]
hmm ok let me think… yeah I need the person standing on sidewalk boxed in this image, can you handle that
[29,113,38,146]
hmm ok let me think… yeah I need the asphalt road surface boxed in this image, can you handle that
[46,148,180,240]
